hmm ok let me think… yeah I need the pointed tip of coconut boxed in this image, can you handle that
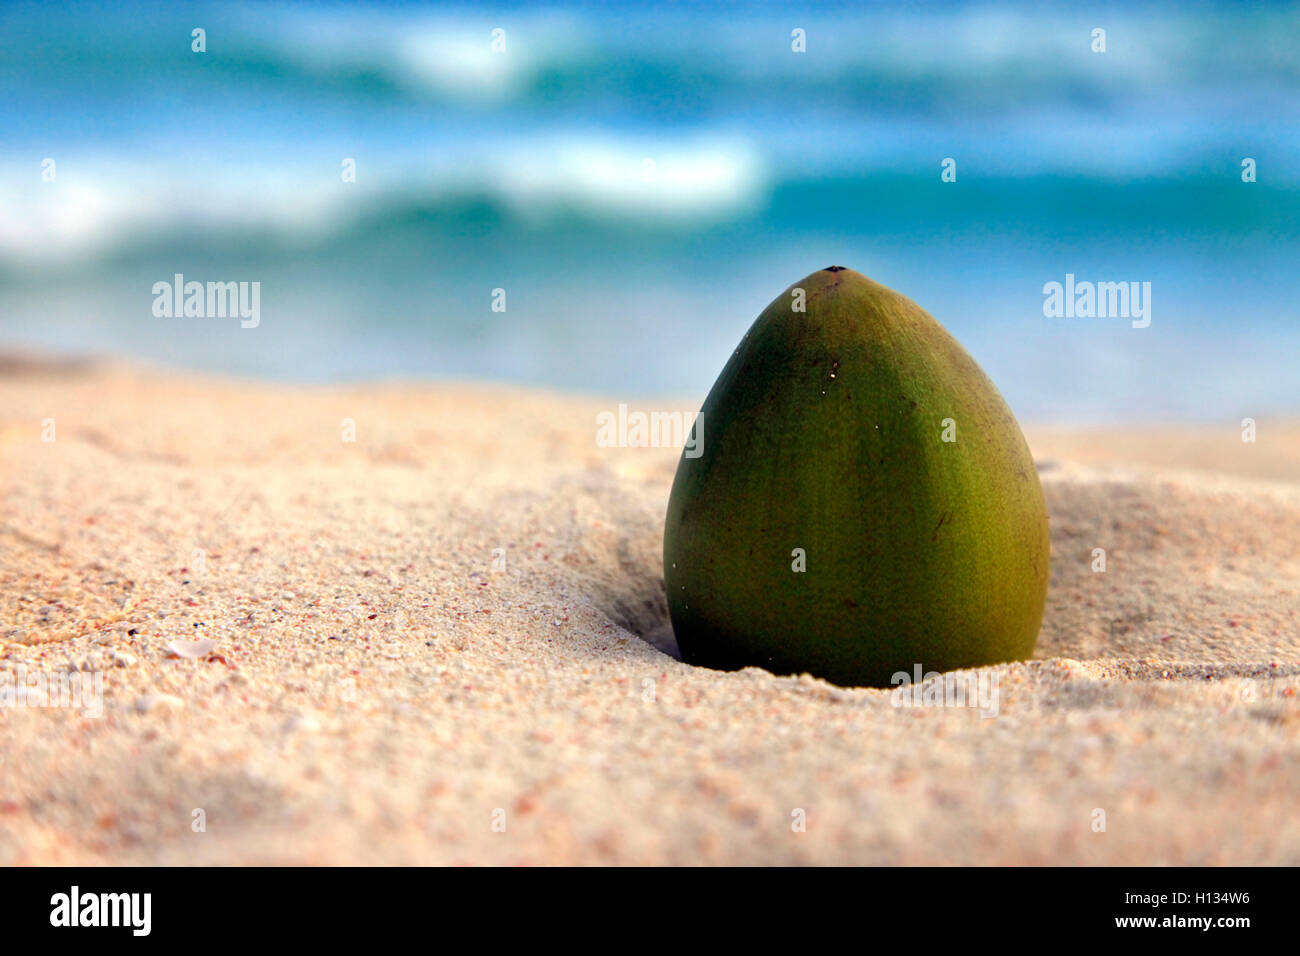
[795,265,887,298]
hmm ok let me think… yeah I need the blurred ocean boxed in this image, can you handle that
[1,0,1298,422]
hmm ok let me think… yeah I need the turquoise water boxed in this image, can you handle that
[2,0,1298,421]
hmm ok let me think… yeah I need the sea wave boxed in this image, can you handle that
[171,4,1300,110]
[4,0,1298,269]
[6,1,1299,113]
[0,137,768,265]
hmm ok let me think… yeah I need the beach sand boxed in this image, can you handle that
[1,355,1297,865]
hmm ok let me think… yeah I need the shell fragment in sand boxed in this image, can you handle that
[166,638,216,660]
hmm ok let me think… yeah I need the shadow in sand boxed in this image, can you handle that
[583,547,681,661]
[537,475,682,660]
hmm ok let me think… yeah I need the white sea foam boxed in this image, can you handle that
[489,137,766,218]
[257,7,583,101]
[0,137,767,265]
[0,158,345,264]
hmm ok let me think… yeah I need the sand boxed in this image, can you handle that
[1,355,1297,865]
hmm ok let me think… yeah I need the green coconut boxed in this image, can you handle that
[663,266,1049,687]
